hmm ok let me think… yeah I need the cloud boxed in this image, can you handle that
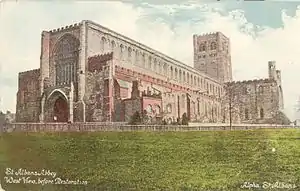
[0,1,300,120]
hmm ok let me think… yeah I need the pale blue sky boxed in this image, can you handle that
[1,0,300,120]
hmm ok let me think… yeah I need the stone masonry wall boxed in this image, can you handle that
[85,53,113,122]
[224,79,280,124]
[123,98,142,122]
[193,32,232,82]
[5,123,297,133]
[222,62,284,124]
[85,20,223,101]
[16,69,41,122]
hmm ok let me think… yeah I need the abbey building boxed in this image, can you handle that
[15,20,285,124]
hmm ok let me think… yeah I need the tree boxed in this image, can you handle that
[221,83,245,130]
[221,82,289,127]
[266,111,291,125]
[129,111,142,125]
[141,109,149,124]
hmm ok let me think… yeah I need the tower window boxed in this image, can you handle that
[199,43,206,52]
[244,87,251,94]
[260,108,264,119]
[210,42,217,50]
[245,108,249,120]
[258,86,263,93]
[222,42,226,51]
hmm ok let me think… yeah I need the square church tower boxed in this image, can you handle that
[193,32,232,82]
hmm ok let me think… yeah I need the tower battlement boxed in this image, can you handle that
[49,22,82,33]
[194,32,229,39]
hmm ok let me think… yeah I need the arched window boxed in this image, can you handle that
[245,108,249,120]
[111,40,116,48]
[187,73,190,83]
[210,42,217,50]
[222,42,226,51]
[154,105,160,115]
[260,108,264,119]
[148,57,152,69]
[258,86,263,93]
[120,44,124,53]
[52,34,80,86]
[179,70,182,82]
[135,50,139,64]
[146,104,153,114]
[158,62,162,73]
[244,87,251,94]
[166,104,172,113]
[101,37,106,51]
[206,82,209,93]
[192,102,196,115]
[199,43,206,51]
[128,47,132,57]
[132,49,136,63]
[163,63,167,74]
[154,59,158,72]
[142,53,146,67]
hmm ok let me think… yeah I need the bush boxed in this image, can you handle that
[141,110,149,124]
[129,111,142,125]
[162,119,167,125]
[181,113,189,125]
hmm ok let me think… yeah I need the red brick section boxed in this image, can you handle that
[115,66,191,93]
[88,53,113,72]
[17,69,41,104]
[16,69,41,122]
[18,69,40,91]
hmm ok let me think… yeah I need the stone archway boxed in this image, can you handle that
[53,97,68,122]
[44,90,69,122]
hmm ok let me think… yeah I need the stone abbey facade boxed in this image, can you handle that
[15,20,286,124]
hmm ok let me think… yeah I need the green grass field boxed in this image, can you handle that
[0,129,300,190]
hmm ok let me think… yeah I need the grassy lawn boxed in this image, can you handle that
[0,129,300,190]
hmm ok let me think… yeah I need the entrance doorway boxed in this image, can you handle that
[53,97,68,122]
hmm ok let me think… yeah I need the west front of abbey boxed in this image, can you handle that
[15,20,287,124]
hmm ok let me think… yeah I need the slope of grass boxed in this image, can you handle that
[0,129,300,190]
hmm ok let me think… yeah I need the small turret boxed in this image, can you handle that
[268,61,276,80]
[276,70,281,84]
